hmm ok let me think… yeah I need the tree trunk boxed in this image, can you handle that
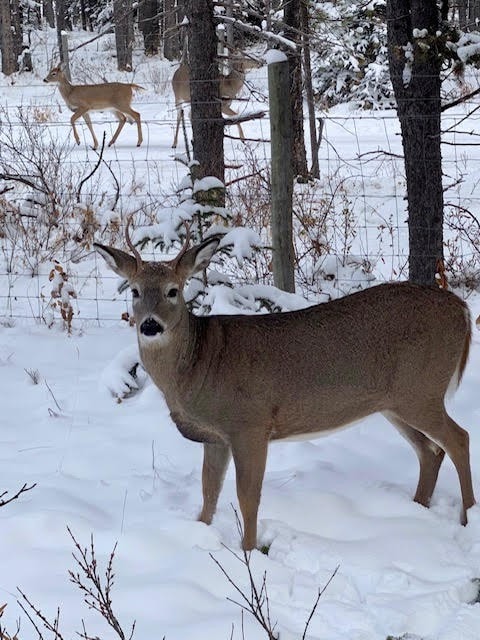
[55,0,68,63]
[43,0,55,28]
[0,0,18,74]
[269,60,295,293]
[114,0,133,71]
[164,0,183,61]
[300,0,319,179]
[284,0,308,179]
[186,0,225,185]
[139,0,159,56]
[11,0,23,62]
[387,0,444,285]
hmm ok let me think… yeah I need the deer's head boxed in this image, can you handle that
[94,229,220,343]
[43,64,64,84]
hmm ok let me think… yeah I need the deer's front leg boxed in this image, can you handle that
[198,442,231,525]
[231,436,269,551]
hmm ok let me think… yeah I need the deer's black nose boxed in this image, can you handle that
[140,317,164,336]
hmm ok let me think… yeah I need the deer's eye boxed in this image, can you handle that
[131,287,140,298]
[167,287,178,299]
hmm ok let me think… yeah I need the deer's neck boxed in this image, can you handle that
[58,77,75,103]
[138,310,207,397]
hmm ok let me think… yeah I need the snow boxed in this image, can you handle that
[193,176,225,194]
[265,49,288,65]
[2,27,480,640]
[454,32,480,62]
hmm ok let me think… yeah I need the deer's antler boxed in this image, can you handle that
[169,221,192,268]
[125,216,143,272]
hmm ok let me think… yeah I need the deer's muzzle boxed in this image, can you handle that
[140,317,164,336]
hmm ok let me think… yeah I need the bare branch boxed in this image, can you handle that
[17,529,136,640]
[67,527,136,640]
[17,589,64,640]
[76,135,106,202]
[302,565,339,640]
[441,87,480,112]
[211,508,338,640]
[0,604,20,640]
[0,483,36,509]
[210,509,278,640]
[222,110,267,130]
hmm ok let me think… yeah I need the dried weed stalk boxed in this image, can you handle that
[0,604,20,640]
[210,510,338,639]
[17,528,136,640]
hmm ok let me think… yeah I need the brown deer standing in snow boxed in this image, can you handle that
[44,64,143,149]
[171,56,260,148]
[95,230,475,550]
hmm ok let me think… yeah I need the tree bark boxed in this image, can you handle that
[269,60,295,292]
[55,0,68,63]
[163,0,181,60]
[186,0,225,185]
[114,0,133,71]
[387,0,444,285]
[139,0,159,56]
[11,0,23,61]
[43,0,55,28]
[284,0,308,179]
[0,1,19,75]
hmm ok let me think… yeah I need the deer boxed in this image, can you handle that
[171,56,260,148]
[43,64,143,150]
[94,229,476,551]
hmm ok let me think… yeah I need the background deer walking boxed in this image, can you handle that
[95,233,475,551]
[44,65,143,149]
[171,57,259,148]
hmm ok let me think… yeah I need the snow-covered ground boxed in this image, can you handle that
[2,27,480,640]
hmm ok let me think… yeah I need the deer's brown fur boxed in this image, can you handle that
[95,235,475,550]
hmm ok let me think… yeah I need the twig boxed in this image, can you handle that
[17,590,64,640]
[67,527,136,640]
[44,379,62,413]
[0,603,20,640]
[97,150,120,211]
[17,529,137,640]
[0,174,48,194]
[302,565,339,639]
[76,134,106,202]
[0,483,36,508]
[211,508,338,640]
[210,510,278,640]
[441,86,480,112]
[223,110,267,129]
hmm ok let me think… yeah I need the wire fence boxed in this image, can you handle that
[2,72,480,327]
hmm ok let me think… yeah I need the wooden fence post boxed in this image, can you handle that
[268,53,295,293]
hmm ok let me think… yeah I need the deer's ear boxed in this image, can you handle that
[176,237,221,280]
[94,243,138,280]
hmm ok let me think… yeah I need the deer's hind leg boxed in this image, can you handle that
[123,107,143,146]
[384,411,445,508]
[172,107,183,148]
[385,404,475,524]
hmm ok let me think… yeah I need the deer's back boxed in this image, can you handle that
[182,283,469,433]
[60,82,135,111]
[146,282,469,443]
